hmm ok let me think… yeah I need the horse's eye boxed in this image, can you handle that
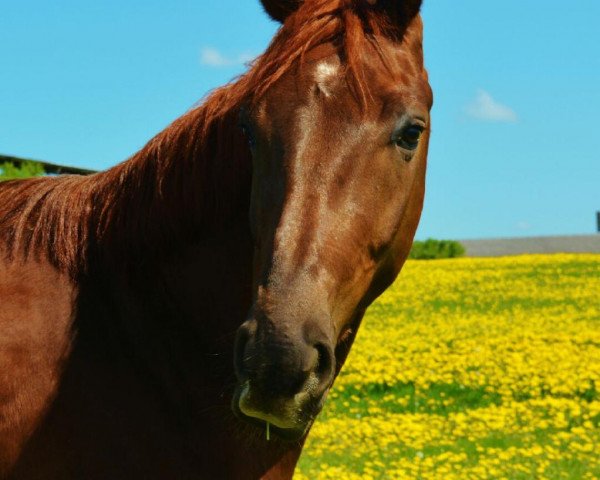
[394,125,425,151]
[240,123,256,149]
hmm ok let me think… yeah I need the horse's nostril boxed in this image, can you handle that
[234,315,336,402]
[314,342,334,380]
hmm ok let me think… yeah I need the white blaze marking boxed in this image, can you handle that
[314,61,339,97]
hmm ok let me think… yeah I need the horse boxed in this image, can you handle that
[0,0,432,478]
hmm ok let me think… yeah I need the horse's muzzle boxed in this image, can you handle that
[232,317,335,439]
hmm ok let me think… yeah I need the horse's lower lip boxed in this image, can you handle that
[231,386,311,441]
[237,411,307,441]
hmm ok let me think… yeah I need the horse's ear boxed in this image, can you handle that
[260,0,303,23]
[398,0,422,20]
[368,0,423,24]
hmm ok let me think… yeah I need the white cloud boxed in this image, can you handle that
[465,89,517,123]
[516,221,531,231]
[200,47,255,68]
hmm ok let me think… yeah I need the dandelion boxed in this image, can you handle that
[296,254,600,479]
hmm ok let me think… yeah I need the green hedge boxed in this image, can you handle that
[0,160,45,181]
[409,238,465,260]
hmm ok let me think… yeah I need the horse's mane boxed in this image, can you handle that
[0,0,421,278]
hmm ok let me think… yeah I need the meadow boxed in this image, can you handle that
[295,254,600,479]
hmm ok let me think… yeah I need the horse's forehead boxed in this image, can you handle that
[258,36,429,124]
[307,44,427,114]
[362,36,425,87]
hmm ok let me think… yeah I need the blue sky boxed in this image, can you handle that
[1,0,598,239]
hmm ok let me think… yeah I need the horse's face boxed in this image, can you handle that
[233,0,432,440]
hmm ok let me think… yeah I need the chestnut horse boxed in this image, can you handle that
[0,0,432,478]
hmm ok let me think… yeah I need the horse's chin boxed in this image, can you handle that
[231,385,314,442]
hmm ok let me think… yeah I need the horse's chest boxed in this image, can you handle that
[0,258,75,476]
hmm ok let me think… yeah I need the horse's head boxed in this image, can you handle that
[233,0,432,440]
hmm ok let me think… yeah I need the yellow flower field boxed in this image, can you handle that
[295,254,600,479]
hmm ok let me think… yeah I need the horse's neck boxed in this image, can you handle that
[89,101,252,270]
[79,98,255,403]
[78,101,304,479]
[80,98,255,398]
